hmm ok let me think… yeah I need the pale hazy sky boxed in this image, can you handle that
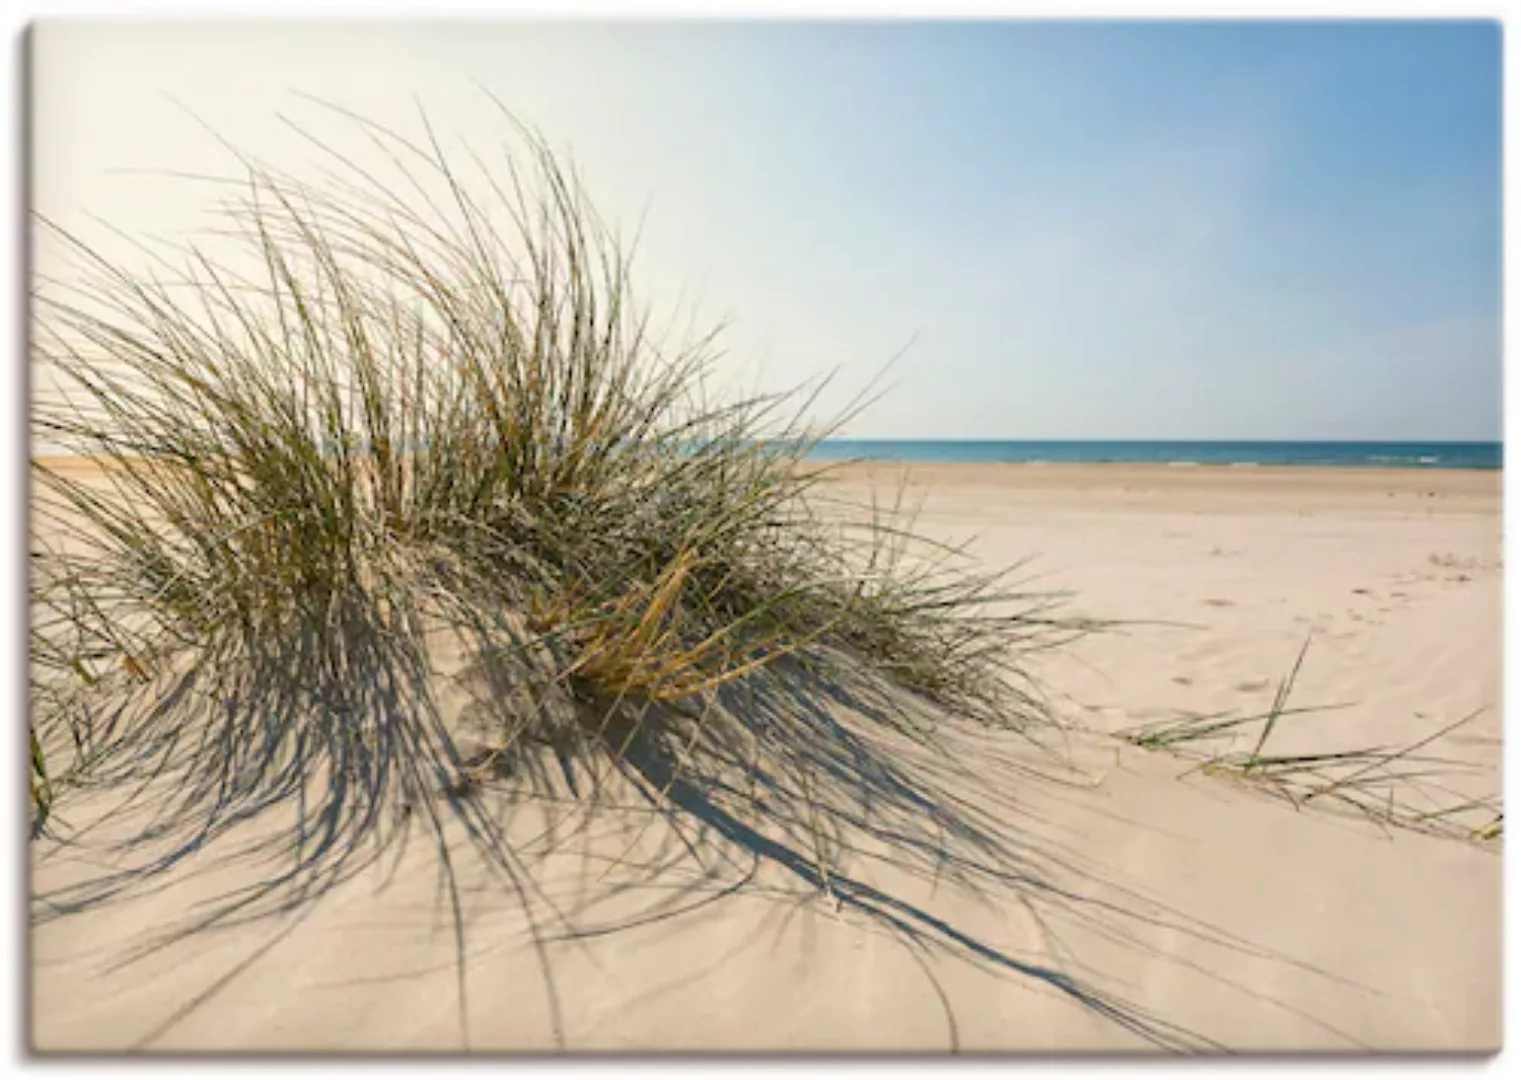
[32,19,1502,441]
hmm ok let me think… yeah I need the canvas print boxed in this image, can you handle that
[27,18,1502,1054]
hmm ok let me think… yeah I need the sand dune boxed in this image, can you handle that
[29,464,1502,1053]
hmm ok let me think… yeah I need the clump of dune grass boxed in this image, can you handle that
[1116,637,1502,848]
[29,99,1085,912]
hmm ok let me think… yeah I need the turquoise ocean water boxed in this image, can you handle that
[805,441,1502,470]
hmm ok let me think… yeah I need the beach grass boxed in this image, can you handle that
[1115,636,1501,846]
[28,99,1085,897]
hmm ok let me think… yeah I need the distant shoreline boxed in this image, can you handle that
[804,440,1503,471]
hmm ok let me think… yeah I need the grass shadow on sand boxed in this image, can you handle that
[32,621,1407,1053]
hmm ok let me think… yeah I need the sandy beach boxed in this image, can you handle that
[29,15,1502,1058]
[29,462,1502,1053]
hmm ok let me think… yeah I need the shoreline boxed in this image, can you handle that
[807,458,1502,473]
[814,459,1503,476]
[803,439,1502,472]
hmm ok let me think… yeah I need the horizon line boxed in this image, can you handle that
[817,437,1503,445]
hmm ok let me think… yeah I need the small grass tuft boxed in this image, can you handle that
[1117,636,1501,847]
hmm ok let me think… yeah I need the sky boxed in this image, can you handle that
[31,19,1502,442]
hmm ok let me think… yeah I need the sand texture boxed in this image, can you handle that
[30,464,1502,1053]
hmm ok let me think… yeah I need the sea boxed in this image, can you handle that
[805,440,1502,470]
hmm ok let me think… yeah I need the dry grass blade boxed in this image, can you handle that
[1245,632,1313,769]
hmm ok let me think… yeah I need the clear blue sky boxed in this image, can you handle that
[36,20,1503,441]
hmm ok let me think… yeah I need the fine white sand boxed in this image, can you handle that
[30,463,1501,1053]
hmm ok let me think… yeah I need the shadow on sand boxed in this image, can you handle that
[30,609,1378,1053]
